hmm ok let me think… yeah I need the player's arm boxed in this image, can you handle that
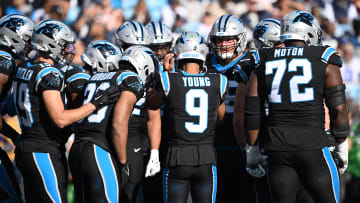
[245,71,261,146]
[0,73,9,129]
[147,109,161,151]
[112,91,138,164]
[217,102,226,125]
[233,82,247,149]
[0,73,20,143]
[43,90,95,128]
[325,63,349,174]
[145,108,162,177]
[325,64,349,142]
[244,70,267,178]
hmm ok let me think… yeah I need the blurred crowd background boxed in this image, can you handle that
[1,0,360,202]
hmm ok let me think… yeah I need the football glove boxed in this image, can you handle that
[90,86,120,109]
[120,161,130,189]
[334,138,348,174]
[145,149,161,177]
[245,144,267,178]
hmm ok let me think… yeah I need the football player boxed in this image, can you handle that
[245,10,348,203]
[146,21,174,71]
[69,41,145,202]
[146,31,228,203]
[246,17,315,203]
[206,14,259,202]
[0,13,35,202]
[13,20,119,202]
[117,46,161,203]
[115,21,162,203]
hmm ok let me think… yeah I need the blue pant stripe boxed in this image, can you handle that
[322,147,340,203]
[163,168,169,203]
[212,165,217,203]
[94,145,119,203]
[33,152,61,203]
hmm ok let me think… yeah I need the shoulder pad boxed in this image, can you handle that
[35,67,64,92]
[320,45,343,67]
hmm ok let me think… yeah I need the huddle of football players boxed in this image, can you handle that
[0,8,349,203]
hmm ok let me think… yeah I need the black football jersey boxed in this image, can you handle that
[128,93,148,138]
[256,45,343,151]
[159,70,228,166]
[160,70,228,145]
[0,50,16,101]
[12,61,66,151]
[75,70,144,151]
[206,50,259,113]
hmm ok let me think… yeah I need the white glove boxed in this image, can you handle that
[334,138,349,174]
[245,144,267,178]
[145,149,161,177]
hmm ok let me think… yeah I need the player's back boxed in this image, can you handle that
[75,70,143,151]
[160,70,228,166]
[12,61,66,148]
[161,71,228,145]
[256,45,342,151]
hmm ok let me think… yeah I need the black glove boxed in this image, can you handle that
[120,161,130,189]
[90,86,120,109]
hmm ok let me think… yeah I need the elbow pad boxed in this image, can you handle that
[325,84,349,139]
[325,84,346,109]
[245,96,261,130]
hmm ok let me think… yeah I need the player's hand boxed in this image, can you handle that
[145,149,161,177]
[90,86,120,109]
[120,161,130,188]
[163,53,175,72]
[245,144,267,178]
[334,138,348,174]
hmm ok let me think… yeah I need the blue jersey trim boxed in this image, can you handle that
[117,71,142,85]
[321,47,336,62]
[67,73,90,83]
[211,51,247,72]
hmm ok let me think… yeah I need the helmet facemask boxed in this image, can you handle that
[212,36,240,62]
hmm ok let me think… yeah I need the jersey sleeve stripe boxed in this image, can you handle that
[321,47,336,62]
[36,67,64,83]
[160,71,170,96]
[252,50,260,65]
[67,73,90,83]
[35,67,64,92]
[117,71,142,85]
[220,74,228,97]
[0,51,11,58]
